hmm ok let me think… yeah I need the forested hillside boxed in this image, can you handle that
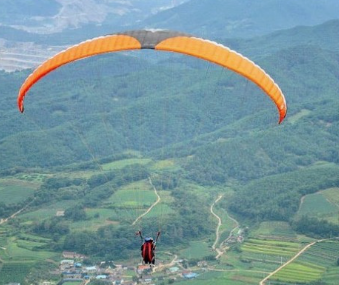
[1,21,339,171]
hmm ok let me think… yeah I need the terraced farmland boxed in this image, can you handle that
[239,238,302,274]
[268,240,339,284]
[242,238,301,257]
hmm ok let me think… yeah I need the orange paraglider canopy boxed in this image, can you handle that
[17,29,287,123]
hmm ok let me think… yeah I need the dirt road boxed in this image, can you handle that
[132,177,161,226]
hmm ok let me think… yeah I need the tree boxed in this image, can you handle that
[65,205,87,221]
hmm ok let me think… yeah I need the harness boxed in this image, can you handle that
[142,241,154,262]
[137,231,160,264]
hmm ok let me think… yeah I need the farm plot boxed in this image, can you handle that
[105,180,174,224]
[241,238,300,257]
[1,237,55,262]
[0,262,33,285]
[102,158,152,170]
[19,200,78,220]
[272,261,324,283]
[0,179,37,205]
[250,221,297,241]
[322,267,339,284]
[322,187,339,205]
[297,192,338,222]
[174,270,263,285]
[269,240,339,284]
[70,208,119,231]
[180,240,212,260]
[240,238,301,273]
[106,180,157,222]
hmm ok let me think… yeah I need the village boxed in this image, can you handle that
[52,228,246,285]
[57,250,202,285]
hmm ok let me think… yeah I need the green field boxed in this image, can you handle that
[298,192,338,218]
[272,261,325,283]
[322,267,339,284]
[0,179,37,205]
[102,158,152,170]
[269,240,339,284]
[0,237,55,262]
[321,188,339,224]
[0,238,56,285]
[108,180,155,207]
[241,238,300,257]
[70,208,119,231]
[105,180,175,224]
[231,237,302,277]
[0,262,34,285]
[180,241,212,259]
[250,221,298,240]
[322,187,339,205]
[19,200,78,220]
[150,159,180,171]
[174,270,263,285]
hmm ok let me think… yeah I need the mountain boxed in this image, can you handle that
[2,0,339,72]
[0,0,189,34]
[140,0,339,38]
[1,0,339,44]
[221,20,339,59]
[1,21,338,171]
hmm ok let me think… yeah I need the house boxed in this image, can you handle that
[60,259,74,269]
[137,265,151,275]
[56,211,65,217]
[62,251,86,259]
[62,251,76,258]
[141,275,152,284]
[62,272,82,279]
[121,282,135,285]
[197,261,208,267]
[168,267,179,273]
[113,279,124,285]
[41,282,55,285]
[85,266,97,273]
[182,272,198,279]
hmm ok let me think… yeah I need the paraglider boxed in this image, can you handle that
[17,29,287,123]
[15,29,288,269]
[136,230,160,266]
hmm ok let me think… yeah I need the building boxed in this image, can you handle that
[62,251,86,259]
[141,275,152,284]
[56,211,65,217]
[168,267,180,273]
[137,265,151,275]
[85,266,97,273]
[182,272,198,279]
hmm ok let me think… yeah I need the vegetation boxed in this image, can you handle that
[0,14,339,285]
